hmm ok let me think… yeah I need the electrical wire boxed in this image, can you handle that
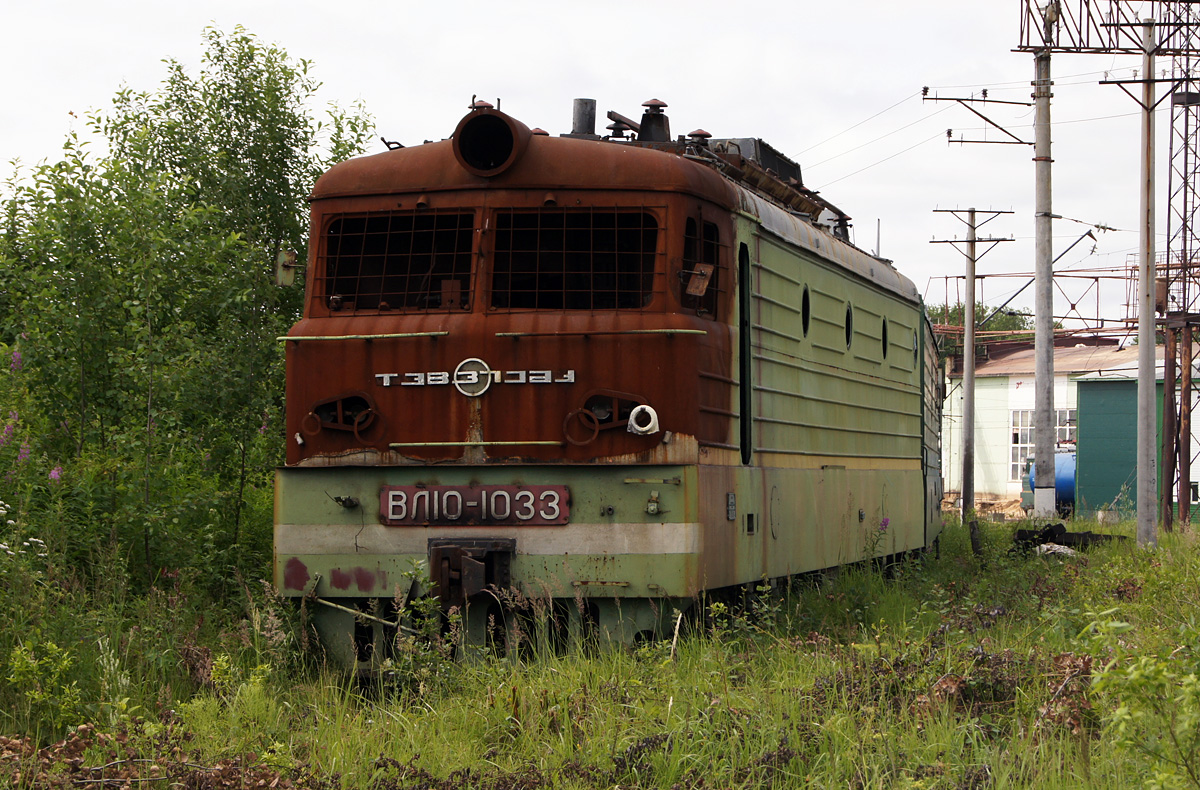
[927,66,1139,91]
[798,66,1145,183]
[806,104,956,169]
[812,132,946,190]
[1058,214,1132,233]
[796,91,921,155]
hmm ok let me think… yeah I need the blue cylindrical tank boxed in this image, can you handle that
[1028,451,1076,506]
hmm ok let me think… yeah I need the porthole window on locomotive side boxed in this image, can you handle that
[845,304,854,349]
[882,317,889,359]
[801,286,811,338]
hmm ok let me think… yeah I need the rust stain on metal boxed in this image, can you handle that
[284,121,740,469]
[285,315,728,467]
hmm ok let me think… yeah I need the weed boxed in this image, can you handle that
[1091,612,1200,789]
[5,636,82,737]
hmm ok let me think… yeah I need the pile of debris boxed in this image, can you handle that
[1013,522,1128,556]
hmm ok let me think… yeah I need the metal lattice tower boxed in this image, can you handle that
[1018,1,1200,55]
[1165,2,1200,523]
[1166,3,1200,314]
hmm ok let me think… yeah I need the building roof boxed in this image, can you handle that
[957,342,1163,379]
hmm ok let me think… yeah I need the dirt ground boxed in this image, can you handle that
[942,496,1029,521]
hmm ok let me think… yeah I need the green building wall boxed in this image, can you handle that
[1074,379,1161,518]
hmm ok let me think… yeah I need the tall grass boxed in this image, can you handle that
[2,515,1197,788]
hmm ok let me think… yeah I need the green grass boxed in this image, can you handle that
[2,516,1197,788]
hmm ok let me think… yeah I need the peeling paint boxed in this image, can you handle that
[354,566,380,592]
[283,557,310,591]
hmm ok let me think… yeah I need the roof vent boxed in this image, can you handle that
[452,107,532,177]
[638,98,671,143]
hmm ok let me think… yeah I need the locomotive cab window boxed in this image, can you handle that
[490,210,659,310]
[320,211,474,312]
[680,218,721,318]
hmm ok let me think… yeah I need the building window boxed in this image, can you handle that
[1056,408,1077,445]
[1010,408,1076,481]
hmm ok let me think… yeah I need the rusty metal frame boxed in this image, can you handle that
[1016,0,1200,54]
[315,208,477,315]
[487,206,665,312]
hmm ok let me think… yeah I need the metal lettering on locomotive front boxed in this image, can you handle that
[380,484,571,526]
[375,357,575,397]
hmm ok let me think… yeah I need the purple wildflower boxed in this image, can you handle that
[9,351,21,371]
[0,424,13,447]
[17,439,31,463]
[49,466,62,482]
[878,517,890,533]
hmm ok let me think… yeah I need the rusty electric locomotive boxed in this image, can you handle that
[274,98,944,664]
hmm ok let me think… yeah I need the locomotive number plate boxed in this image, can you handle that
[380,485,570,526]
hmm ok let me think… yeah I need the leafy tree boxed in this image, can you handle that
[0,27,372,589]
[928,302,1037,362]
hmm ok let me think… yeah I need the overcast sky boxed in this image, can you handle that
[3,0,1172,329]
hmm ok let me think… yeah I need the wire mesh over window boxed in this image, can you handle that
[321,211,474,312]
[490,210,659,310]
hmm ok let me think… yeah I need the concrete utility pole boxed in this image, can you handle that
[1033,42,1057,518]
[931,209,1014,521]
[1138,19,1160,548]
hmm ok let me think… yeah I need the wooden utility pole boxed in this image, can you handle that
[1164,322,1178,529]
[932,209,1014,524]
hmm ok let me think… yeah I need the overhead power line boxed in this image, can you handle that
[796,91,920,156]
[812,132,946,190]
[806,104,956,169]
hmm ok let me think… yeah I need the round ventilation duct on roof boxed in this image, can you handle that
[452,108,532,177]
